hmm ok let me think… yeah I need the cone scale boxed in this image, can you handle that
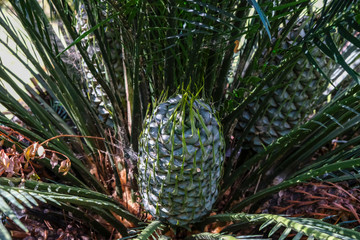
[138,94,224,226]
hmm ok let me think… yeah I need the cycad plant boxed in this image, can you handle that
[0,0,360,239]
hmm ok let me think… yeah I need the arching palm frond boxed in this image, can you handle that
[0,177,139,239]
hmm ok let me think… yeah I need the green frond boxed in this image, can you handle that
[317,170,360,183]
[203,213,360,240]
[247,0,271,39]
[0,177,140,238]
[187,232,268,240]
[0,221,11,240]
[304,1,360,84]
[0,195,28,232]
[186,232,237,240]
[133,220,164,240]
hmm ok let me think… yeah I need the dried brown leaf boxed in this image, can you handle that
[58,159,71,175]
[50,152,59,169]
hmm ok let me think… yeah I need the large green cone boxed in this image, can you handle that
[236,22,335,152]
[138,94,225,226]
[75,3,124,128]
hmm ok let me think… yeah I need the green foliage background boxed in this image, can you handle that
[0,0,359,239]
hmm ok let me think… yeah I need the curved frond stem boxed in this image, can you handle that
[134,220,164,240]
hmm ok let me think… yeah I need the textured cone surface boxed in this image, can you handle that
[138,94,225,226]
[236,25,335,152]
[76,3,124,127]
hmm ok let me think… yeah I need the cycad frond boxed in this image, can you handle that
[204,213,360,240]
[186,232,268,240]
[305,13,360,84]
[0,177,140,238]
[132,220,164,240]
